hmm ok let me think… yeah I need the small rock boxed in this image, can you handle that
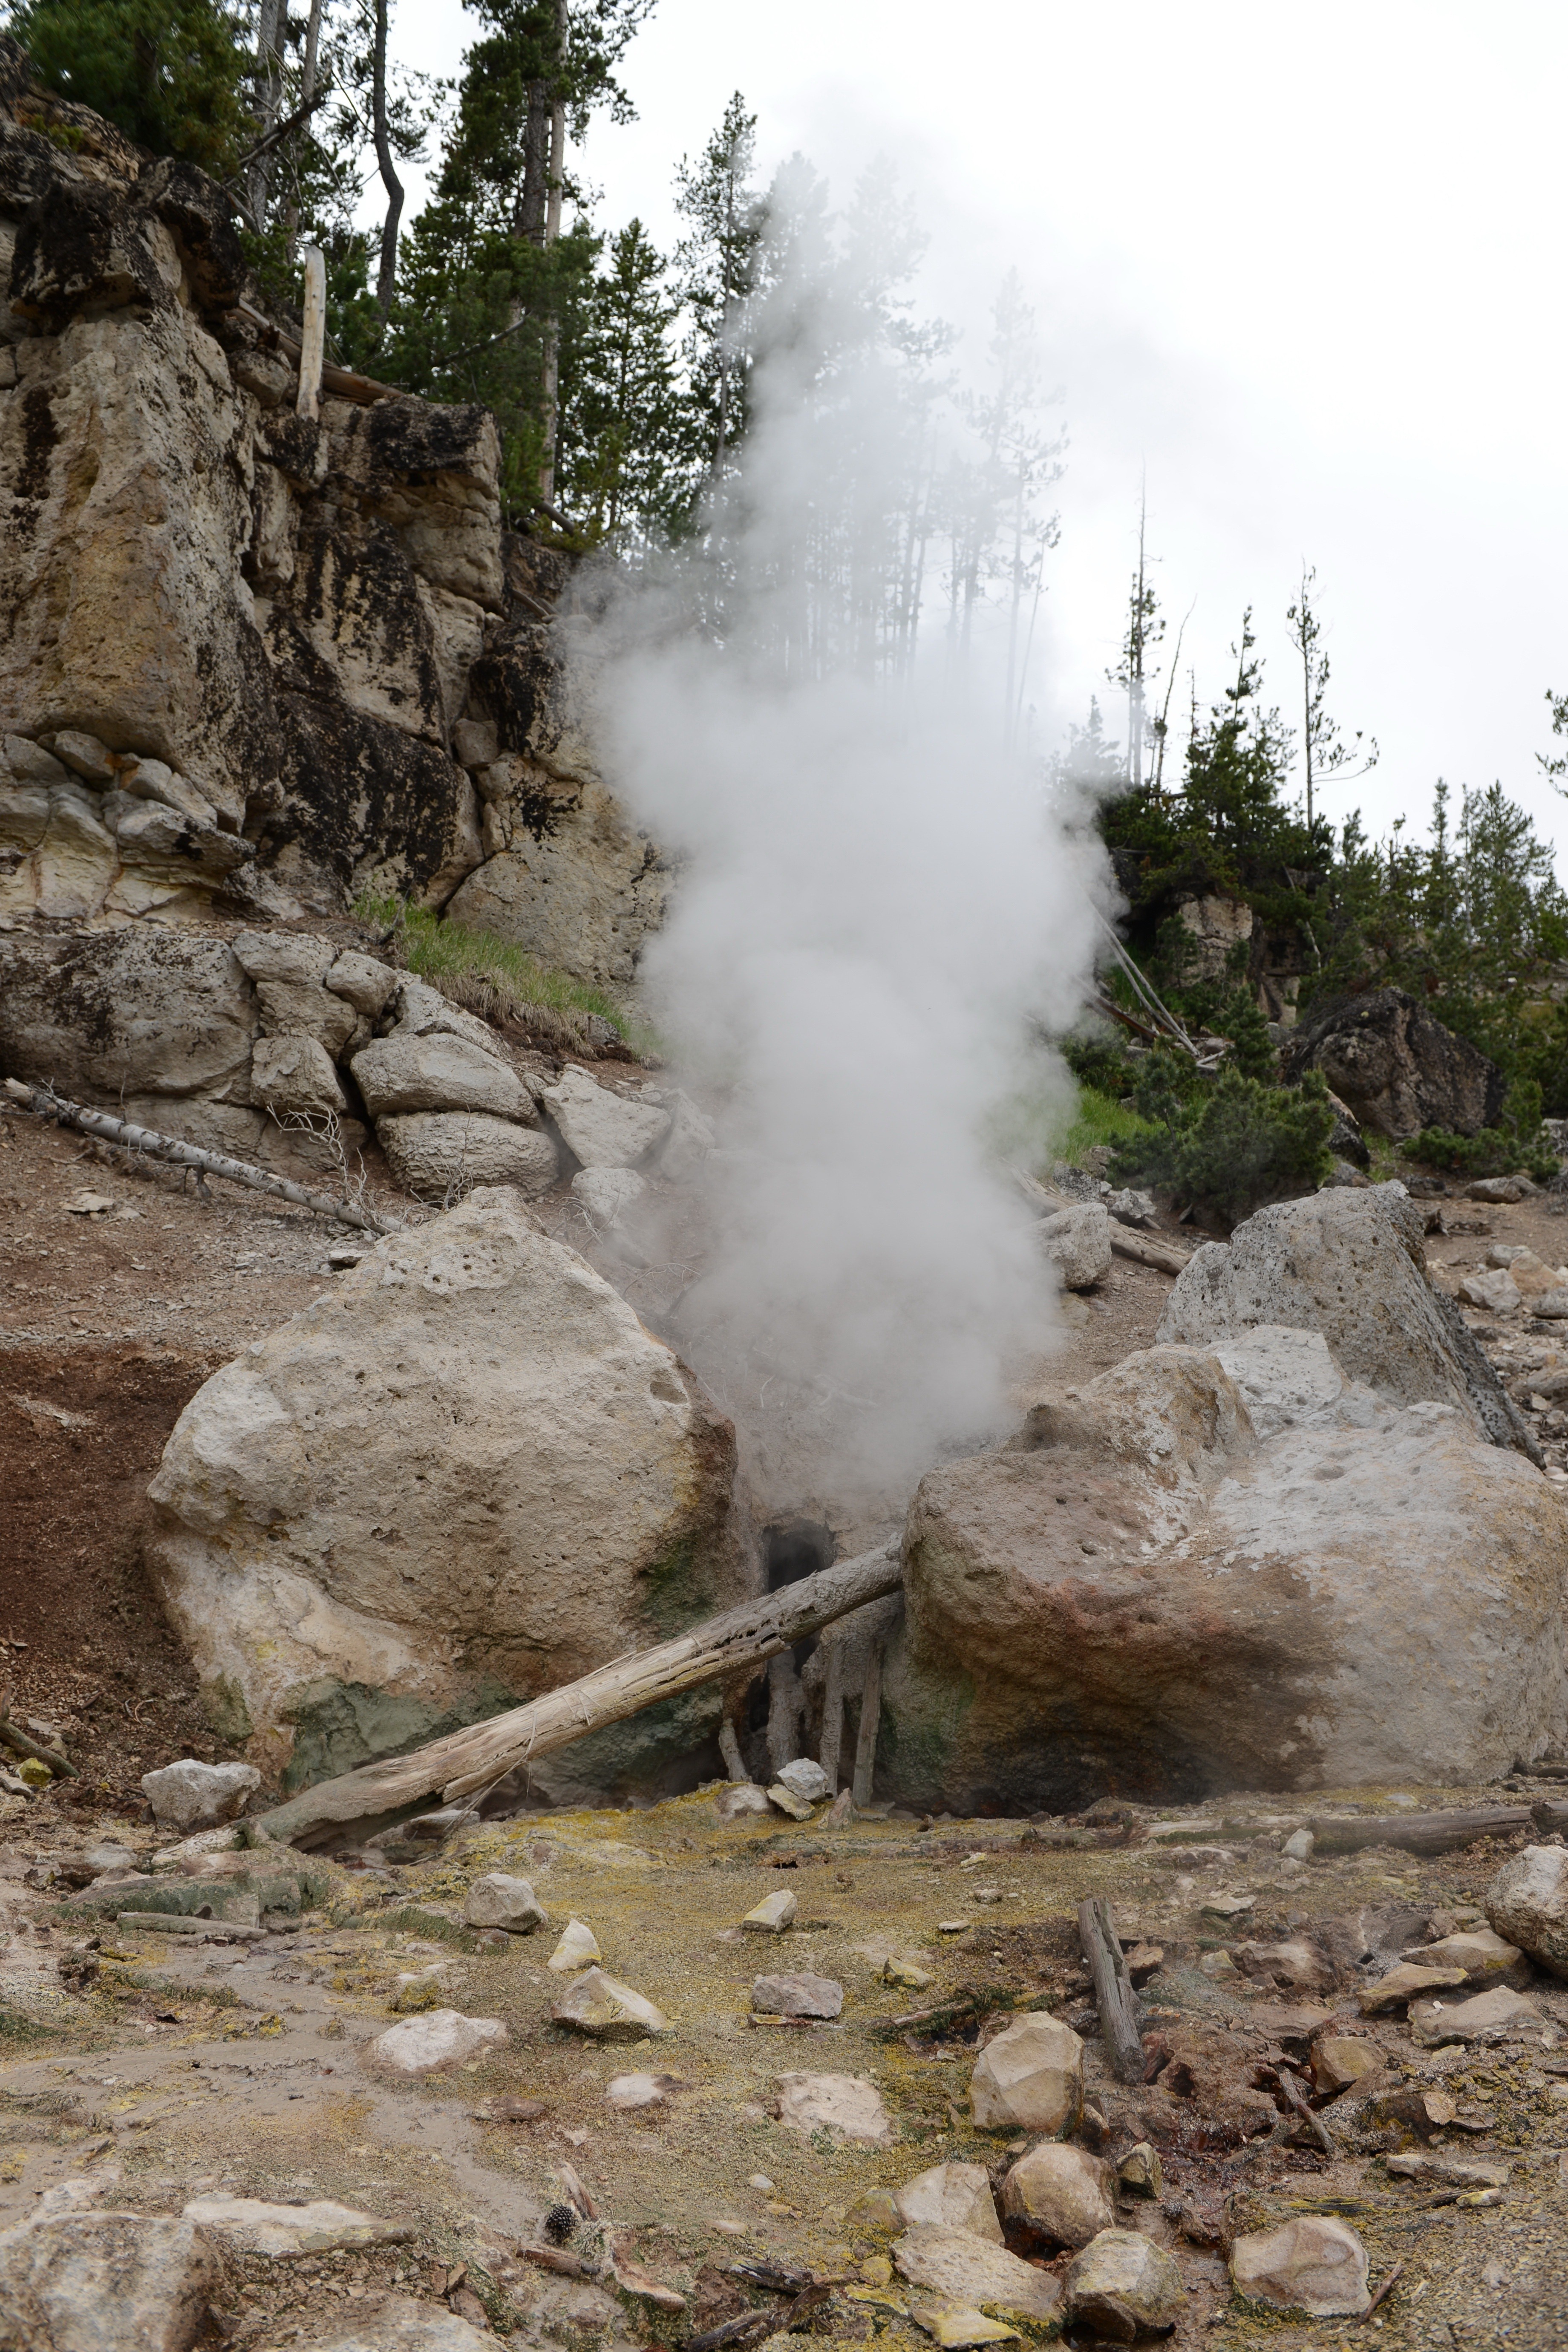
[311,2292,502,2348]
[937,1918,974,1936]
[1198,1949,1238,1981]
[547,1918,602,1973]
[1282,1828,1315,1861]
[605,2071,677,2110]
[1230,2216,1371,2318]
[1040,1202,1113,1290]
[364,2010,509,2077]
[1064,2228,1187,2343]
[84,1842,137,1878]
[1311,2036,1383,2095]
[17,1756,52,1789]
[1487,1843,1568,1976]
[1385,2153,1511,2189]
[539,1066,670,1169]
[714,1784,771,1820]
[894,2162,1003,2242]
[1358,1961,1469,2012]
[752,1971,843,2018]
[1530,1288,1568,1319]
[775,1757,831,1803]
[766,1783,815,1821]
[1458,1269,1522,1314]
[551,1967,671,2040]
[969,2014,1084,2135]
[881,1956,932,1989]
[906,2303,1019,2347]
[776,2072,893,2144]
[1405,1928,1522,1977]
[1114,2143,1162,2197]
[63,1188,116,1215]
[1408,1985,1542,2045]
[0,2206,223,2348]
[327,1242,365,1270]
[892,2225,1061,2329]
[50,729,116,784]
[182,2193,408,2257]
[1122,1942,1163,1983]
[117,758,217,827]
[658,1090,717,1182]
[139,1758,260,1832]
[847,2188,902,2235]
[463,1872,545,1934]
[1470,1176,1532,1204]
[1000,2143,1115,2250]
[742,1890,798,1933]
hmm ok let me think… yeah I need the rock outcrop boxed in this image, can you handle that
[882,1325,1568,1812]
[145,1185,749,1787]
[0,46,662,984]
[1281,987,1505,1140]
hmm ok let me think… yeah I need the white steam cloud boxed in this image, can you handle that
[590,183,1108,1513]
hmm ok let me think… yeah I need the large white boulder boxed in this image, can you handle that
[889,1339,1568,1810]
[1039,1202,1113,1290]
[352,1032,537,1123]
[0,2207,222,2351]
[1486,1845,1568,1977]
[378,1110,558,1199]
[140,1758,261,1831]
[146,1186,745,1782]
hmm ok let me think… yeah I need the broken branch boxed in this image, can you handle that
[1078,1894,1144,2083]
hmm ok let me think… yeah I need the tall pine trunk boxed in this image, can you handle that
[372,0,404,324]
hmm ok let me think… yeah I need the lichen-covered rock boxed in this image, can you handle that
[551,1968,669,2040]
[145,1186,744,1782]
[891,2226,1061,2329]
[1282,986,1505,1140]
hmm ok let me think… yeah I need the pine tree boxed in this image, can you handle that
[11,0,252,173]
[1285,566,1377,830]
[559,217,693,546]
[674,92,761,487]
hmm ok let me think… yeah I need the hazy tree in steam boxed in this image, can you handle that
[1285,566,1377,830]
[674,92,763,490]
[558,218,695,548]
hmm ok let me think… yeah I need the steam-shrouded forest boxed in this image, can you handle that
[12,0,1568,1221]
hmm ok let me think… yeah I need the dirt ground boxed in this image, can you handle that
[3,1784,1568,2350]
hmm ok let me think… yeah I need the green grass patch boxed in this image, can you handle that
[376,1905,482,1953]
[355,893,658,1059]
[1057,1084,1156,1164]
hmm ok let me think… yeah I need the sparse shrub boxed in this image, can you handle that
[1113,1068,1336,1227]
[1400,1078,1557,1184]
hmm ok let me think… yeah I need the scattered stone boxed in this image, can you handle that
[776,2072,894,2145]
[775,1757,831,1803]
[1311,2037,1383,2095]
[881,1957,933,1990]
[311,2294,502,2349]
[891,2226,1062,2329]
[49,729,116,784]
[1530,1288,1568,1320]
[551,1967,670,2040]
[937,1919,973,1936]
[548,1918,602,1973]
[1486,1843,1568,1975]
[743,1891,798,1933]
[766,1783,815,1821]
[968,2015,1084,2135]
[540,1066,671,1168]
[63,1188,115,1215]
[181,2194,409,2257]
[571,1166,646,1227]
[1063,2228,1187,2343]
[1000,2143,1115,2250]
[605,2072,677,2110]
[894,2162,1003,2242]
[1385,2153,1511,2188]
[1229,2216,1371,2318]
[149,1824,252,1872]
[139,1758,260,1832]
[0,2205,223,2350]
[84,1842,136,1878]
[364,2010,510,2076]
[714,1784,771,1820]
[906,2303,1018,2347]
[1406,1928,1522,1977]
[352,1031,535,1123]
[1459,1269,1522,1314]
[1408,1985,1542,2045]
[1039,1202,1113,1290]
[847,2190,902,2236]
[4,735,69,783]
[1282,1828,1316,1861]
[658,1090,717,1181]
[1358,1961,1469,2012]
[752,1971,843,2018]
[1114,2143,1162,2197]
[463,1872,546,1934]
[1470,1176,1532,1204]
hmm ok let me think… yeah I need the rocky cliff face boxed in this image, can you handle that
[0,43,663,986]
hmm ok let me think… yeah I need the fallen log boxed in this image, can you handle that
[0,1716,76,1778]
[1108,1227,1190,1277]
[259,1542,902,1844]
[1078,1894,1144,2083]
[1310,1806,1533,1857]
[4,1078,393,1237]
[233,295,402,406]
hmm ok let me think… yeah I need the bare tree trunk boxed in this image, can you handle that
[248,0,285,231]
[283,0,326,259]
[766,1652,804,1775]
[296,247,327,420]
[718,1719,749,1783]
[371,0,404,323]
[259,1543,902,1843]
[816,1641,845,1791]
[850,1643,884,1809]
[536,61,568,505]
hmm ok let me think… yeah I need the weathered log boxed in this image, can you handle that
[0,1716,76,1778]
[1108,1228,1190,1277]
[850,1642,885,1810]
[817,1641,846,1793]
[1310,1807,1533,1856]
[1077,1894,1143,2083]
[259,1542,902,1843]
[4,1079,393,1236]
[233,295,401,406]
[717,1720,749,1784]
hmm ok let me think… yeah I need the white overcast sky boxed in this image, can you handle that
[391,0,1568,865]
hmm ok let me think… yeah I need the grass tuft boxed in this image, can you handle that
[355,894,657,1060]
[1056,1084,1156,1164]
